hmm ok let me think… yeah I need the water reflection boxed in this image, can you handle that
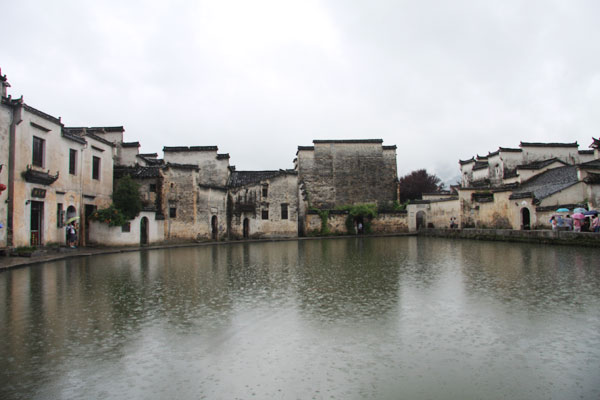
[0,237,599,399]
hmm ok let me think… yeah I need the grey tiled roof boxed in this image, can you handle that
[61,129,87,144]
[579,159,600,170]
[584,173,600,184]
[85,132,116,147]
[503,168,518,178]
[510,165,578,200]
[114,166,161,179]
[517,158,566,170]
[472,161,488,171]
[24,104,62,125]
[520,141,578,148]
[313,139,383,144]
[163,146,218,152]
[136,154,164,166]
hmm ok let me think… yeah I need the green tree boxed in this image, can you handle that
[112,175,142,220]
[399,169,444,203]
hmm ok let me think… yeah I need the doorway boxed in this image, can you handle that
[211,215,218,240]
[30,201,44,246]
[140,217,149,246]
[243,218,249,239]
[355,216,364,234]
[521,208,531,230]
[416,211,426,230]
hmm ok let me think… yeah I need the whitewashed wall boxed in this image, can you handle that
[88,211,164,246]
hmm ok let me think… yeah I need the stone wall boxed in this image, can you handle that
[297,140,398,210]
[228,173,298,239]
[162,165,203,241]
[305,211,408,235]
[371,212,408,232]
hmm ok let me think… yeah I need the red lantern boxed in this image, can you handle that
[0,183,6,193]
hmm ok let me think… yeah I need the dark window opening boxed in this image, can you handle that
[262,209,269,220]
[33,136,45,167]
[57,203,64,228]
[69,149,77,175]
[92,156,101,180]
[262,184,268,197]
[169,207,177,218]
[281,204,288,220]
[121,222,131,232]
[149,184,157,192]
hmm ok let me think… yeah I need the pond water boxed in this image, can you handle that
[0,237,599,400]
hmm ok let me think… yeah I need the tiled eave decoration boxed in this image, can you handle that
[22,165,59,185]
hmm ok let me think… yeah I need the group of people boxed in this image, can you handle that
[550,214,600,232]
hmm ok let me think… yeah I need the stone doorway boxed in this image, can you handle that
[416,211,426,230]
[243,218,249,239]
[521,208,531,230]
[140,217,149,246]
[211,215,218,240]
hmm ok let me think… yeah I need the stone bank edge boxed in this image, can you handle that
[419,228,600,247]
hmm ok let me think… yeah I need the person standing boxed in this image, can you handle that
[573,217,582,232]
[550,216,557,231]
[66,222,77,248]
[592,215,600,233]
[72,222,78,248]
[565,215,573,231]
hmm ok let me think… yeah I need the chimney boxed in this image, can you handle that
[0,68,11,98]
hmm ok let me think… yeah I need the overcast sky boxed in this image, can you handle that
[2,0,600,183]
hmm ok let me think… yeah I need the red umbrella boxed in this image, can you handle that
[572,213,586,220]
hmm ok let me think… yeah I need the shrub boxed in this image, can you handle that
[89,204,127,227]
[113,175,142,220]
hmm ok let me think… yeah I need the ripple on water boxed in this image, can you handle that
[1,237,599,399]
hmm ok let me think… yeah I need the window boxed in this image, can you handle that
[121,222,131,232]
[57,203,64,227]
[169,207,177,218]
[32,136,45,167]
[92,156,101,180]
[262,184,268,198]
[281,204,288,220]
[69,149,77,175]
[262,209,269,220]
[149,184,157,193]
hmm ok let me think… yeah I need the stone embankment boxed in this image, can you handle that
[420,228,600,247]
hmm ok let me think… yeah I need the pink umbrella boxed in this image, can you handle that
[572,213,586,220]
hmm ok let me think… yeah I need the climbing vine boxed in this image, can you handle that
[310,207,330,235]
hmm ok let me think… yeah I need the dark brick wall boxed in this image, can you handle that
[298,142,398,209]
